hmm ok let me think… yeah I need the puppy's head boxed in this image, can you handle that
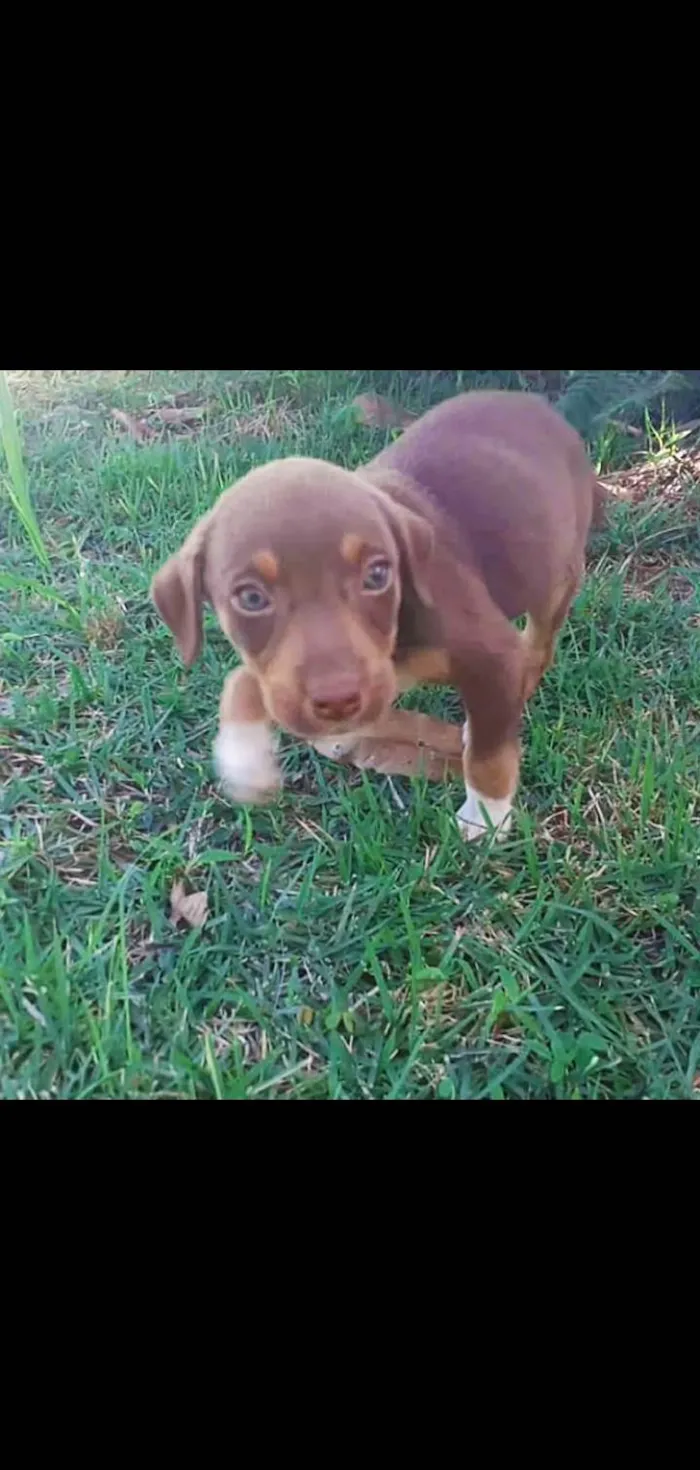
[151,457,433,739]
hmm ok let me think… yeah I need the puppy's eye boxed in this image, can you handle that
[232,584,272,614]
[362,558,392,593]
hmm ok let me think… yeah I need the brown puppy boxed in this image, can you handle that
[152,391,599,840]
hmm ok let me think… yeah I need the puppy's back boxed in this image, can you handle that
[366,392,596,620]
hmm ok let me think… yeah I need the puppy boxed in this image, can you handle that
[152,391,600,840]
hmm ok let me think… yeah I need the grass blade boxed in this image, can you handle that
[0,369,50,571]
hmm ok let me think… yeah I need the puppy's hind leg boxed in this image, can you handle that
[368,708,464,757]
[351,737,463,781]
[521,569,582,701]
[454,630,526,842]
[314,708,464,782]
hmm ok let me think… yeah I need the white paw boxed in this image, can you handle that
[457,788,513,843]
[313,735,358,761]
[462,719,470,751]
[213,722,281,805]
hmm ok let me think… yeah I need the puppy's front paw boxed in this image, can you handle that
[456,788,513,843]
[214,722,281,805]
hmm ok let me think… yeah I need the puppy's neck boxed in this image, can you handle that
[360,464,439,525]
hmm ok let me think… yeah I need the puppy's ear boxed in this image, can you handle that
[359,471,435,606]
[151,517,209,667]
[369,495,434,606]
[387,501,434,606]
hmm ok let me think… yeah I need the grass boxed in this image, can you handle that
[0,369,49,570]
[1,369,699,1099]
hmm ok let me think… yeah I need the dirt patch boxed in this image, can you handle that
[84,610,125,649]
[623,555,698,603]
[111,403,209,443]
[226,401,306,443]
[600,445,700,509]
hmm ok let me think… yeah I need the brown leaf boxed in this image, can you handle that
[111,409,154,443]
[352,393,416,431]
[153,405,206,425]
[170,880,209,929]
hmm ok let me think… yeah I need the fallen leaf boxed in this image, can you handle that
[299,1006,315,1027]
[170,880,209,929]
[111,409,154,443]
[352,393,415,430]
[153,405,206,425]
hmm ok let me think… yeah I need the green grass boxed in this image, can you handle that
[1,369,699,1099]
[0,369,49,570]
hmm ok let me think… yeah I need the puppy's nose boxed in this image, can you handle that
[310,679,362,723]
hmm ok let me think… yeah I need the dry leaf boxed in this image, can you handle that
[153,405,205,425]
[352,393,415,431]
[170,880,209,929]
[299,1007,315,1027]
[111,409,154,443]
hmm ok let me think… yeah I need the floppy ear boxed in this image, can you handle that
[151,518,209,667]
[387,501,434,606]
[359,471,435,606]
[373,496,435,607]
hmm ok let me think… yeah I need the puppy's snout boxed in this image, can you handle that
[312,692,362,723]
[309,675,363,724]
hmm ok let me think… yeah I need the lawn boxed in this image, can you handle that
[1,369,699,1099]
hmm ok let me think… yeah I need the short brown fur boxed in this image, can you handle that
[151,392,599,818]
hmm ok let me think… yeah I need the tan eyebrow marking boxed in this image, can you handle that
[340,533,364,565]
[251,550,279,582]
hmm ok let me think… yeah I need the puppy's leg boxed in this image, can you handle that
[368,708,464,756]
[214,667,281,804]
[314,708,463,782]
[352,740,463,780]
[455,635,526,842]
[521,570,581,700]
[458,725,521,841]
